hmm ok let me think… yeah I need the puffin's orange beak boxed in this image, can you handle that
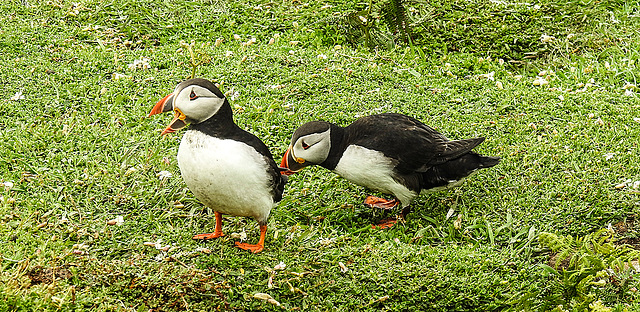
[148,93,189,136]
[279,147,302,176]
[148,93,174,117]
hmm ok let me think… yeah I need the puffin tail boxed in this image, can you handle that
[478,155,500,168]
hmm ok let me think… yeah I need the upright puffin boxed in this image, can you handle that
[148,78,287,253]
[280,113,499,228]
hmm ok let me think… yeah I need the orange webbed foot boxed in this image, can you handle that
[234,224,267,253]
[371,206,412,230]
[193,211,225,240]
[364,196,399,210]
[235,242,264,253]
[192,231,225,240]
[371,217,399,230]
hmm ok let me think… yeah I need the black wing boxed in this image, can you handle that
[239,130,287,203]
[345,113,485,173]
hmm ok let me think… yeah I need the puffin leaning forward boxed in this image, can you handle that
[280,113,499,228]
[148,78,287,253]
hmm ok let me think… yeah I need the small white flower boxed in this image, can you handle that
[9,91,25,101]
[230,231,247,240]
[633,117,640,123]
[533,77,549,86]
[112,73,131,81]
[225,88,240,101]
[244,37,257,46]
[72,243,88,250]
[338,261,348,273]
[624,89,634,97]
[604,153,615,160]
[233,34,241,40]
[125,166,137,176]
[225,51,233,57]
[115,215,124,226]
[274,261,286,270]
[540,34,555,43]
[477,71,495,81]
[268,38,275,45]
[317,54,327,60]
[2,181,14,190]
[196,247,212,254]
[127,57,151,70]
[157,171,173,180]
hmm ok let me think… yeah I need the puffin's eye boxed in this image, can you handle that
[301,142,310,150]
[190,90,198,100]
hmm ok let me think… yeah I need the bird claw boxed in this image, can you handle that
[364,196,399,210]
[235,242,264,253]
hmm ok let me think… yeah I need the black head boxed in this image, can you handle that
[280,121,334,174]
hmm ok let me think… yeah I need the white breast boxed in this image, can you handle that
[333,145,417,207]
[177,130,274,223]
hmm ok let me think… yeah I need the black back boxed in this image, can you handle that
[342,113,488,172]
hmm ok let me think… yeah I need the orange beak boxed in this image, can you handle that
[148,93,174,117]
[148,93,189,135]
[279,147,302,176]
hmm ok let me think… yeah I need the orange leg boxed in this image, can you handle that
[364,196,399,210]
[193,211,226,240]
[235,224,267,253]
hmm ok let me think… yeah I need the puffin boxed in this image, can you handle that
[148,78,287,253]
[280,113,499,228]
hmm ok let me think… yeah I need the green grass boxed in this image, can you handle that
[1,0,640,311]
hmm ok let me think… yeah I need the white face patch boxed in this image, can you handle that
[291,128,331,165]
[174,85,225,123]
[333,145,417,207]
